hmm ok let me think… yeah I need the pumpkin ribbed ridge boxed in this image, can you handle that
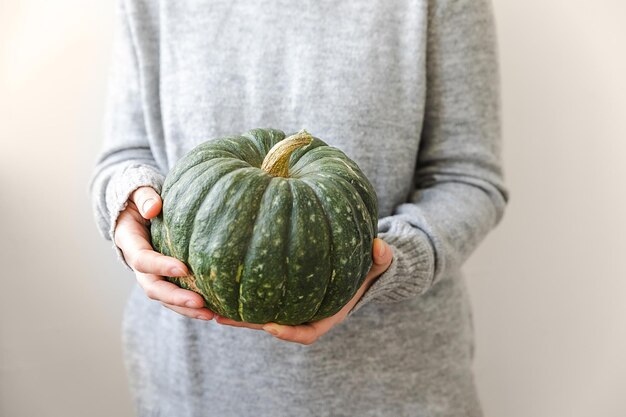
[188,167,270,318]
[165,159,250,261]
[301,175,370,320]
[236,176,274,322]
[237,177,293,323]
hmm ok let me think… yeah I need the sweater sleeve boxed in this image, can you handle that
[352,0,509,313]
[89,0,164,266]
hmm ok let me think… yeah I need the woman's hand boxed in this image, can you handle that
[216,238,393,344]
[114,186,215,321]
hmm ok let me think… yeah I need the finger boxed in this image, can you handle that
[263,321,330,345]
[215,316,265,330]
[161,303,214,321]
[129,248,189,276]
[131,186,162,219]
[136,272,205,308]
[372,238,393,266]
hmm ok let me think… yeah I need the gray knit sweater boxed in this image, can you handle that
[90,1,508,416]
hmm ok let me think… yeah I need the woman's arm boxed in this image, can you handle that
[89,0,163,258]
[353,0,509,312]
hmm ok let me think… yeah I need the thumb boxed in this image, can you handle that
[372,238,393,267]
[131,186,162,219]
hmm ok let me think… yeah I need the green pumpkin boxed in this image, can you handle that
[150,128,378,325]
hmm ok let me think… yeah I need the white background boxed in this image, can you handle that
[1,1,625,416]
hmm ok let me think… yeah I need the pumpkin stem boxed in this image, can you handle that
[261,129,313,177]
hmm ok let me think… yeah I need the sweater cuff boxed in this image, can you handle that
[105,163,164,269]
[349,216,435,315]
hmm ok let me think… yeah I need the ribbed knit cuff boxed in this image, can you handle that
[350,216,435,315]
[105,163,164,269]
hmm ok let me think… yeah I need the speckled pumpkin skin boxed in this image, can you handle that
[150,128,378,325]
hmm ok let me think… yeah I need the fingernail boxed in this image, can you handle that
[377,239,387,258]
[141,198,156,215]
[196,315,211,321]
[263,325,280,336]
[171,267,186,276]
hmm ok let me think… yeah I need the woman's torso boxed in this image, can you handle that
[121,1,481,416]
